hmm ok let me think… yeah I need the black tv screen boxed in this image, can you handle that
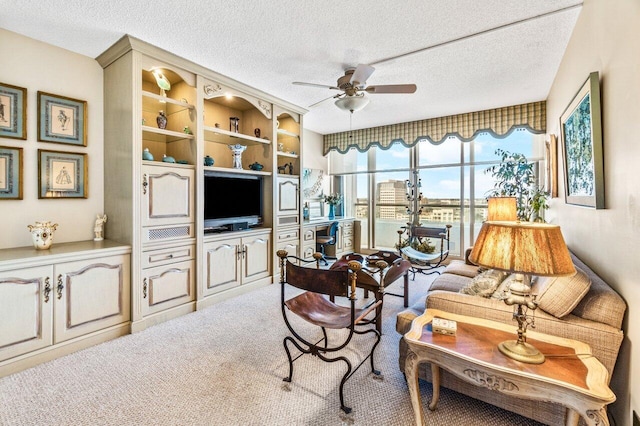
[204,172,263,229]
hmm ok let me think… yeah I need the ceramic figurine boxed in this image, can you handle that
[249,162,264,171]
[162,154,176,163]
[157,110,167,129]
[204,155,215,166]
[142,148,154,161]
[93,214,107,241]
[27,221,58,250]
[254,128,260,138]
[228,144,247,169]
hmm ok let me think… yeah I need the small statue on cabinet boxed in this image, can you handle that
[94,214,107,241]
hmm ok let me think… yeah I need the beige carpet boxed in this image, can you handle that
[0,269,543,426]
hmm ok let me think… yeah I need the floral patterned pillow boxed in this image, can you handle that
[460,269,508,298]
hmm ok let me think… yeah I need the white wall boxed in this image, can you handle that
[546,1,640,424]
[302,128,327,170]
[0,29,104,249]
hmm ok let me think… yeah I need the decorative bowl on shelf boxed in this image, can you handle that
[204,155,215,166]
[162,155,176,163]
[249,162,264,171]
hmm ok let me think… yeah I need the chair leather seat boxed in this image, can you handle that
[316,236,334,244]
[285,291,366,329]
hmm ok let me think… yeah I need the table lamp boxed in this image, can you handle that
[487,196,517,221]
[469,221,575,364]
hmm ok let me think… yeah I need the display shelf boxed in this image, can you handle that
[204,165,271,177]
[276,151,299,158]
[142,126,195,142]
[203,126,271,146]
[277,128,299,138]
[143,160,195,169]
[142,90,194,111]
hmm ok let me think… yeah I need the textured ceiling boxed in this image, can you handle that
[0,0,582,135]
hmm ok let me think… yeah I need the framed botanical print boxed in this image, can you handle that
[560,71,604,209]
[37,91,87,146]
[0,82,27,140]
[0,146,23,199]
[38,149,87,198]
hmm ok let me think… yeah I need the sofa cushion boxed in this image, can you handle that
[443,260,480,278]
[460,269,507,297]
[532,266,591,318]
[429,273,472,293]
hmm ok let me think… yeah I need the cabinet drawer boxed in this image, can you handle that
[277,228,299,242]
[303,228,315,242]
[343,237,354,250]
[142,245,194,269]
[342,221,354,230]
[302,244,316,260]
[343,228,354,238]
[141,259,194,316]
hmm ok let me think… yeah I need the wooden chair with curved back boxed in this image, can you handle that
[277,250,382,414]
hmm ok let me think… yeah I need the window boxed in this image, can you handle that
[329,129,544,256]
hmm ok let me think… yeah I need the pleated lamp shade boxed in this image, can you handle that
[487,197,517,221]
[469,221,575,277]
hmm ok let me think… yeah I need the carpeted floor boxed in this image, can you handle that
[0,268,544,426]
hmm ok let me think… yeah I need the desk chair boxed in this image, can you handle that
[277,250,382,413]
[316,221,339,265]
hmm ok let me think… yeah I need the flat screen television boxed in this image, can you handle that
[204,171,263,231]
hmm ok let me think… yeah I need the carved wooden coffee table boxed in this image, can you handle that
[404,309,615,426]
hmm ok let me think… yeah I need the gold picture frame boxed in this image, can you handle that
[0,82,27,140]
[38,149,88,198]
[0,145,23,199]
[38,91,87,146]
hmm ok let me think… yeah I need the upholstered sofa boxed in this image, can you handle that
[396,250,626,425]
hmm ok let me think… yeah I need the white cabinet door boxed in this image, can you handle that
[141,165,194,227]
[0,266,53,362]
[243,234,271,283]
[203,238,241,296]
[141,259,195,316]
[53,255,131,343]
[277,176,299,216]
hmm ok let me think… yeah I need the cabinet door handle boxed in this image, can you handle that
[142,174,148,195]
[143,278,148,299]
[56,274,64,300]
[242,246,247,259]
[43,277,51,303]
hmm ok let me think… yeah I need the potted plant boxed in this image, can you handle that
[485,149,549,222]
[323,193,343,220]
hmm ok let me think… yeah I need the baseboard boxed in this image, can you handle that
[131,302,196,333]
[0,323,130,378]
[196,278,272,310]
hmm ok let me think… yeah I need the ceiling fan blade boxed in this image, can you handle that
[293,81,340,90]
[350,64,375,87]
[308,94,341,108]
[365,84,417,94]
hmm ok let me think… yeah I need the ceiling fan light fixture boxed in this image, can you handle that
[334,94,369,112]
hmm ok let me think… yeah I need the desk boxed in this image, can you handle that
[331,253,410,333]
[404,309,615,426]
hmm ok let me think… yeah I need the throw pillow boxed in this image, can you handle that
[460,269,508,298]
[531,266,591,318]
[490,274,520,300]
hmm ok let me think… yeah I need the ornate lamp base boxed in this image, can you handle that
[498,340,545,364]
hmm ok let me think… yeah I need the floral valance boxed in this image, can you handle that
[323,101,546,155]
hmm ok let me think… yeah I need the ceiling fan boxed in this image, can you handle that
[293,64,417,112]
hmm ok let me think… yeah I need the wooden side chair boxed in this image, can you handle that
[398,224,452,279]
[278,250,382,413]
